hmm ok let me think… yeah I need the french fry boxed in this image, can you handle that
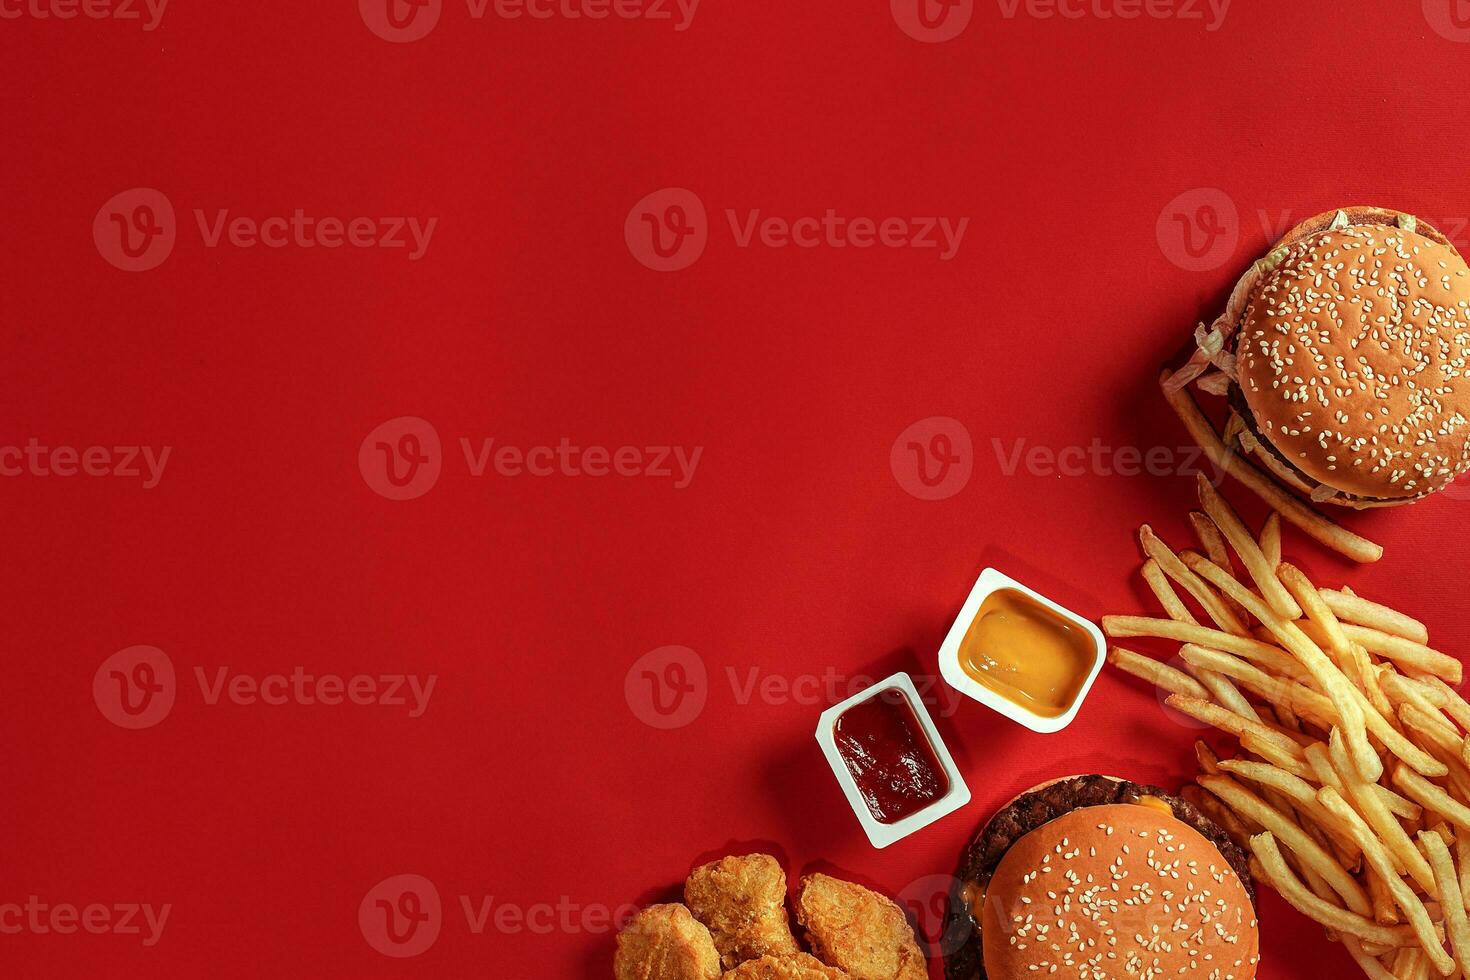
[1279,562,1353,662]
[1131,586,1265,718]
[1107,646,1210,698]
[1181,783,1254,847]
[1260,511,1282,569]
[1342,937,1399,980]
[1328,732,1436,893]
[1456,832,1470,904]
[1102,615,1285,664]
[1200,774,1371,914]
[1194,739,1222,775]
[1319,589,1431,645]
[1217,758,1360,856]
[1358,650,1398,721]
[1396,766,1470,837]
[1198,672,1263,724]
[1316,789,1452,972]
[1140,558,1198,625]
[1189,509,1233,573]
[1298,808,1357,877]
[1138,526,1248,635]
[1386,676,1462,741]
[1158,371,1384,563]
[1244,731,1316,781]
[1265,718,1317,748]
[1307,742,1343,788]
[1272,701,1303,733]
[1425,820,1455,852]
[1411,675,1470,732]
[1249,832,1414,946]
[1197,474,1303,620]
[1179,645,1334,725]
[1375,785,1424,822]
[1396,949,1433,980]
[1188,509,1248,622]
[1188,554,1384,783]
[1166,694,1305,760]
[1339,624,1462,685]
[1421,830,1470,979]
[1366,868,1400,926]
[1396,706,1470,796]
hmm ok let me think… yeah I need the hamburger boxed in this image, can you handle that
[1167,206,1470,507]
[943,774,1259,980]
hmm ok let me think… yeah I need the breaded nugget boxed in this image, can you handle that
[615,904,722,980]
[685,853,801,969]
[723,952,852,975]
[794,875,926,980]
[721,953,849,979]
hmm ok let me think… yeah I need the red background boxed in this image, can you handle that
[6,1,1470,976]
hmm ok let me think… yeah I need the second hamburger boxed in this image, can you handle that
[1170,206,1470,507]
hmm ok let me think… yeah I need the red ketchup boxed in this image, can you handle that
[834,688,949,824]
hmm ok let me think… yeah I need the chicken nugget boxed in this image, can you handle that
[721,953,849,979]
[794,874,926,980]
[685,853,801,969]
[615,904,721,980]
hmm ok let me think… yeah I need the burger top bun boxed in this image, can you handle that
[980,803,1259,979]
[1236,219,1470,503]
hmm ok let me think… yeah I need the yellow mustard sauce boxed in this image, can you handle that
[959,588,1096,718]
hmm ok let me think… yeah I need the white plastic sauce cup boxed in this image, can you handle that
[814,672,971,849]
[937,568,1105,734]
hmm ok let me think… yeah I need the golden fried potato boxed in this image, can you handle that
[615,904,721,980]
[685,854,801,969]
[794,875,926,980]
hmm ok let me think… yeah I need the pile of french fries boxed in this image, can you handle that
[1106,472,1470,980]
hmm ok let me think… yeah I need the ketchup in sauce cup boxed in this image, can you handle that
[834,688,950,824]
[815,673,971,848]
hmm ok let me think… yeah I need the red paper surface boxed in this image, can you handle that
[6,1,1470,977]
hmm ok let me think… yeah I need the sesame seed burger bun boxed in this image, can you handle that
[980,804,1259,979]
[943,774,1257,980]
[1230,208,1470,507]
